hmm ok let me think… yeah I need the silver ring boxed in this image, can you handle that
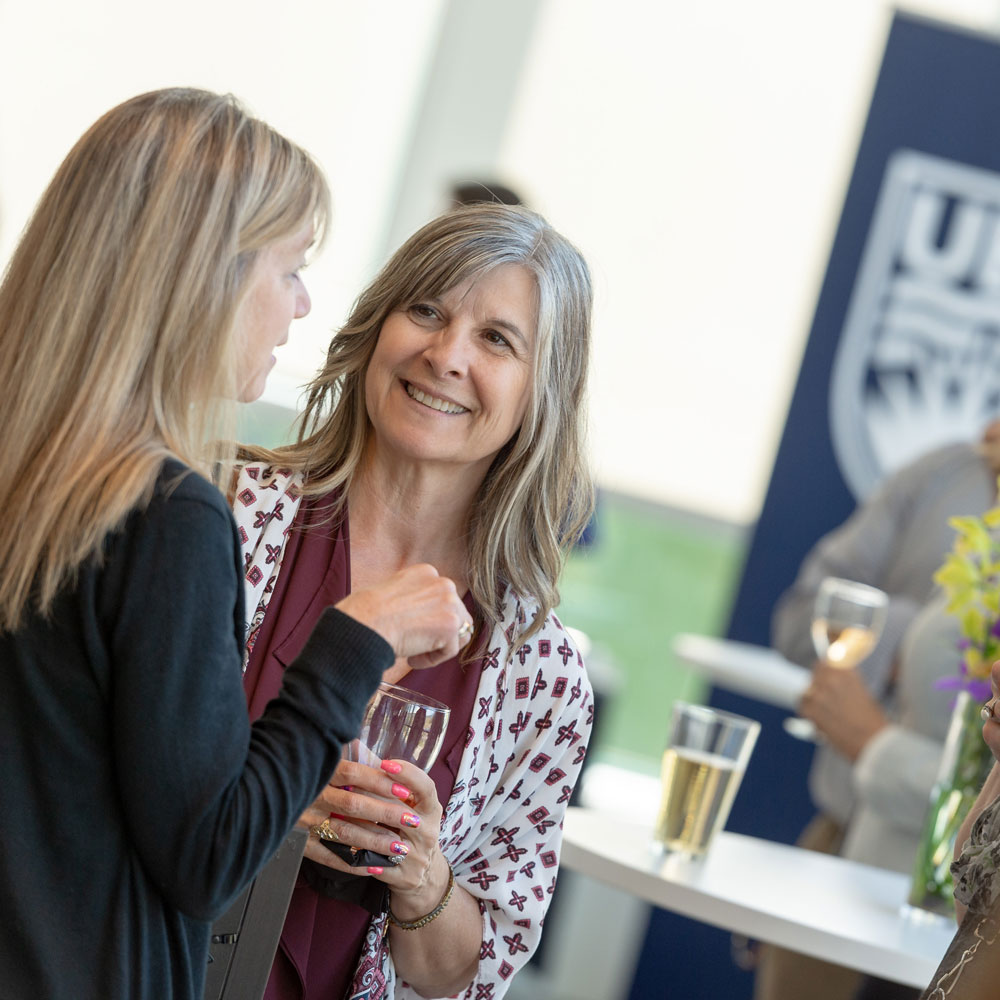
[982,700,996,723]
[457,621,473,640]
[311,819,340,842]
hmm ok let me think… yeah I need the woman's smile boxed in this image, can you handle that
[403,379,469,415]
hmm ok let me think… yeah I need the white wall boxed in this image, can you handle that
[0,0,445,402]
[495,0,1000,522]
[3,0,1000,523]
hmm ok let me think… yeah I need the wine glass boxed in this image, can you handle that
[783,577,889,741]
[344,681,451,771]
[320,682,451,868]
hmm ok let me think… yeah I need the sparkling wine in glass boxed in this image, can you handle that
[810,578,888,668]
[784,577,889,741]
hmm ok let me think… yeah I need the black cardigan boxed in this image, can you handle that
[0,460,388,999]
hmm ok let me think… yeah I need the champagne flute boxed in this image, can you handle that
[783,577,889,741]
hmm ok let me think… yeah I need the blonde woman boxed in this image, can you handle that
[238,203,595,1000]
[0,88,469,1000]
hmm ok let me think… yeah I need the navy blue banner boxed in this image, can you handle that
[724,10,1000,851]
[632,13,1000,1000]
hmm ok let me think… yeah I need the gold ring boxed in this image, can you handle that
[982,700,996,723]
[457,621,473,639]
[312,819,339,842]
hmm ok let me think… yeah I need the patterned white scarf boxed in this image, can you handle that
[232,463,594,1000]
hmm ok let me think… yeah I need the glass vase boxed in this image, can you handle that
[908,691,994,916]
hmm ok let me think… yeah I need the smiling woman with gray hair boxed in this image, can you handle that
[237,202,596,1000]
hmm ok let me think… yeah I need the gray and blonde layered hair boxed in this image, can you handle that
[250,203,594,643]
[0,87,329,632]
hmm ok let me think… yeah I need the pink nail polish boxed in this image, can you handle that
[380,760,402,775]
[329,813,347,821]
[401,812,420,828]
[340,785,353,792]
[391,783,411,800]
[391,841,409,855]
[367,866,384,875]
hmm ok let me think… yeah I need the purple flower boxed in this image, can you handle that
[969,678,994,700]
[934,674,994,700]
[935,676,967,692]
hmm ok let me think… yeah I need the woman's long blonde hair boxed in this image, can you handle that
[0,87,329,632]
[248,203,594,642]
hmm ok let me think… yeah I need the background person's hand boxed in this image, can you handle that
[799,662,888,761]
[336,564,471,669]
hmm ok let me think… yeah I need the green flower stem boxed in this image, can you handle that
[908,693,994,916]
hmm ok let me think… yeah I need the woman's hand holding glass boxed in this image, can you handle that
[785,576,889,742]
[306,757,479,997]
[797,662,888,760]
[300,758,445,890]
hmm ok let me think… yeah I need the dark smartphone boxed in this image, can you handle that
[318,840,396,868]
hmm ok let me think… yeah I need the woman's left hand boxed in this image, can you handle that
[303,756,478,993]
[798,663,889,761]
[302,756,479,995]
[301,757,447,899]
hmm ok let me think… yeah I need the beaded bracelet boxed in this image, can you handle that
[387,864,456,931]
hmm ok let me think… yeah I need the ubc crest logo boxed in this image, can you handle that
[830,149,1000,499]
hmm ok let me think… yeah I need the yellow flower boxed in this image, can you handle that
[966,647,984,677]
[936,482,1000,689]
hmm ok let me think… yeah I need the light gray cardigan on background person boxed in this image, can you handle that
[771,441,995,870]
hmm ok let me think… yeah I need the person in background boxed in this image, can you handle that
[236,202,595,1000]
[0,87,469,1000]
[450,178,524,207]
[758,421,1000,1000]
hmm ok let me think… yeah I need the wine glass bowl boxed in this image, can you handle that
[344,681,451,773]
[810,577,889,669]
